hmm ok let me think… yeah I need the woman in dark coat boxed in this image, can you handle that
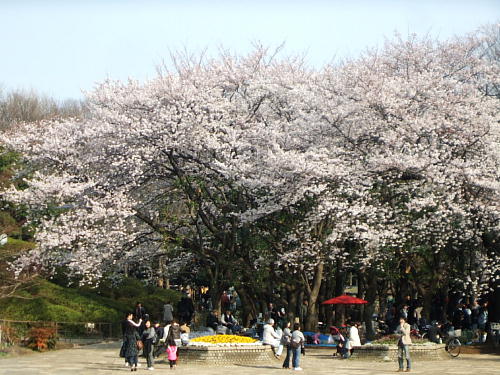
[123,312,142,371]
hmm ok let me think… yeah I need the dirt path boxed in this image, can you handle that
[0,342,499,374]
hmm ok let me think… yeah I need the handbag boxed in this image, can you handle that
[119,342,126,358]
[137,340,144,350]
[290,339,302,349]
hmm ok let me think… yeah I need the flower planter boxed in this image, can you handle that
[178,344,276,365]
[350,343,449,361]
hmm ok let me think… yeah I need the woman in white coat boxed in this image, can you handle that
[262,318,283,357]
[347,322,361,357]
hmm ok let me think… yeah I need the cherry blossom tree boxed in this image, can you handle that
[2,31,499,326]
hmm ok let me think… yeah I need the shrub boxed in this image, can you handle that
[24,327,57,351]
[0,324,21,345]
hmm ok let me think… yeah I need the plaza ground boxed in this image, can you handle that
[0,342,499,375]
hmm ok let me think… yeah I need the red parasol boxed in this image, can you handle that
[321,294,368,305]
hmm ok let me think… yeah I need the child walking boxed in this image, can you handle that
[166,337,178,369]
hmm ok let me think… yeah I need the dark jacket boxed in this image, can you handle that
[123,320,141,358]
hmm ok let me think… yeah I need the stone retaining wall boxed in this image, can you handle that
[178,345,276,365]
[351,344,449,361]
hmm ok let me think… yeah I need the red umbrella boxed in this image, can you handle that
[321,294,368,305]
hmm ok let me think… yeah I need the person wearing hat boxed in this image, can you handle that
[263,318,283,357]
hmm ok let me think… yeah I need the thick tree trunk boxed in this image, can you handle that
[237,288,258,327]
[208,268,225,314]
[304,262,324,331]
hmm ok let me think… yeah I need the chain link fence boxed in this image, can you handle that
[0,319,120,347]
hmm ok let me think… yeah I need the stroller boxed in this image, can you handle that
[330,326,348,358]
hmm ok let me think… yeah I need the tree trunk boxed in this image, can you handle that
[285,283,299,325]
[304,262,324,331]
[334,260,346,325]
[362,270,377,341]
[237,288,258,327]
[325,275,336,327]
[377,278,388,320]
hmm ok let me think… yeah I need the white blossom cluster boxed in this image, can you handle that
[1,33,499,291]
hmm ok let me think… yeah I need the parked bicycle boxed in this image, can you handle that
[444,336,461,357]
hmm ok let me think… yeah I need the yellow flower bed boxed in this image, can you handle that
[191,335,258,344]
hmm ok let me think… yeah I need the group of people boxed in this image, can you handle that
[220,290,241,312]
[450,301,490,343]
[330,321,361,359]
[262,318,306,371]
[118,294,494,373]
[383,296,492,344]
[206,309,241,334]
[121,301,190,371]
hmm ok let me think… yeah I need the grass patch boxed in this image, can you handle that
[0,238,36,258]
[0,277,182,324]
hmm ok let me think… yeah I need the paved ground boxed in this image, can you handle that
[0,342,499,375]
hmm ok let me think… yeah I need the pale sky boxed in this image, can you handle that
[0,0,498,100]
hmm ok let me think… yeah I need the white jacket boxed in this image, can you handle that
[348,326,361,347]
[263,324,280,345]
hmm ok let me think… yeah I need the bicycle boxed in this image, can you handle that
[445,336,461,357]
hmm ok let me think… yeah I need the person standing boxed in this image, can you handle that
[123,312,143,371]
[135,302,147,335]
[169,319,182,347]
[135,302,146,320]
[478,301,489,343]
[281,322,293,369]
[141,320,156,370]
[163,301,174,324]
[277,307,287,329]
[221,291,231,312]
[348,322,361,357]
[396,317,412,372]
[166,337,178,369]
[470,300,480,340]
[399,305,409,321]
[463,304,472,331]
[230,290,239,312]
[153,322,165,358]
[290,322,305,371]
[178,295,195,325]
[266,302,279,323]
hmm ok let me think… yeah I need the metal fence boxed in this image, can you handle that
[0,319,120,346]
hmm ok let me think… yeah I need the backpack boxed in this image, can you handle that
[152,331,158,345]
